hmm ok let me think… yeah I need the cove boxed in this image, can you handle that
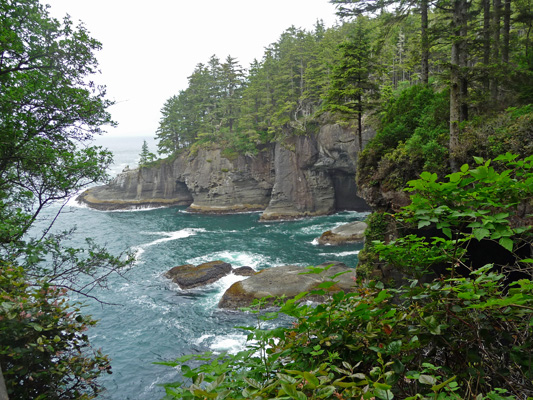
[38,200,367,399]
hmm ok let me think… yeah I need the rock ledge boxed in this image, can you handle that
[317,221,368,245]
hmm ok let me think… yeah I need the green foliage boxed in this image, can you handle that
[0,0,135,396]
[324,19,379,119]
[158,154,533,399]
[139,140,157,167]
[358,84,450,191]
[457,105,533,163]
[154,22,356,155]
[376,153,533,277]
[357,212,392,277]
[0,264,111,399]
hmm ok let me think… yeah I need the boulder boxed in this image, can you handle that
[218,261,356,309]
[317,221,368,245]
[233,266,256,276]
[165,261,232,289]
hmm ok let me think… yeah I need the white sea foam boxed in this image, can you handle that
[209,333,249,354]
[336,250,360,257]
[318,250,360,257]
[299,224,331,235]
[131,246,146,261]
[192,330,250,355]
[66,196,89,209]
[194,334,215,346]
[143,229,204,247]
[187,251,270,269]
[131,229,205,263]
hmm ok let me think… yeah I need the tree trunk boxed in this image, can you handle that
[357,93,363,152]
[483,0,491,92]
[460,3,469,123]
[421,0,430,84]
[0,365,8,400]
[491,0,502,99]
[502,0,511,63]
[450,0,468,172]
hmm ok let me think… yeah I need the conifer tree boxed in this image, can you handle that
[139,140,155,167]
[324,20,378,150]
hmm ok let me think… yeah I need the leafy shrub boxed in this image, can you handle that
[0,265,111,399]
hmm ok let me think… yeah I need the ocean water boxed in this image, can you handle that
[34,135,368,399]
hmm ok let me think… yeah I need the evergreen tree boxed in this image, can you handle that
[139,140,155,166]
[324,20,379,150]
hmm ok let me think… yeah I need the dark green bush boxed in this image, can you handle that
[358,85,449,191]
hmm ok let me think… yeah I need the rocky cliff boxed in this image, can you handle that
[78,123,374,218]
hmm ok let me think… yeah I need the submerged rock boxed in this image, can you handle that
[233,266,256,276]
[218,261,356,309]
[165,261,232,289]
[317,221,368,245]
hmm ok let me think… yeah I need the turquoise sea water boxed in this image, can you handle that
[35,136,368,399]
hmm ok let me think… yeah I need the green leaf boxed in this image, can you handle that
[317,386,336,398]
[374,290,390,303]
[374,382,394,399]
[303,371,319,389]
[499,237,513,252]
[244,377,261,389]
[315,281,337,289]
[419,374,437,385]
[473,156,484,165]
[418,220,431,229]
[29,323,43,332]
[281,382,298,398]
[473,228,490,241]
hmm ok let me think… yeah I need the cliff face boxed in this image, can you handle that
[78,123,374,218]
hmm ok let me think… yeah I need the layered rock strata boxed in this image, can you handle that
[78,124,373,219]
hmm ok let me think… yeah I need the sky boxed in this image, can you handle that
[45,1,340,138]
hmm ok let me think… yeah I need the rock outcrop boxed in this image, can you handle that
[77,160,194,210]
[164,261,233,289]
[164,261,258,290]
[317,221,368,245]
[78,123,374,219]
[218,261,356,309]
[260,124,373,220]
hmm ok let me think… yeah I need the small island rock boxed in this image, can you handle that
[233,266,256,276]
[165,260,232,289]
[218,261,356,309]
[317,221,367,245]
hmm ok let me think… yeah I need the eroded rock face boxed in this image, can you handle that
[77,123,374,218]
[164,261,233,289]
[260,138,335,220]
[77,155,193,210]
[317,221,368,245]
[218,261,356,309]
[184,146,275,213]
